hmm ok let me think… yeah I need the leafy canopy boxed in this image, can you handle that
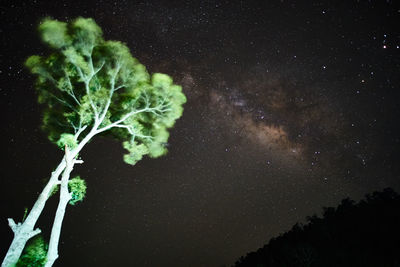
[26,17,186,165]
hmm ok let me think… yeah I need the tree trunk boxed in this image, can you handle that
[1,158,66,267]
[2,126,97,267]
[45,156,74,267]
[45,128,98,267]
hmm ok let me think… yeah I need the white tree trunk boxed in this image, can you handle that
[1,159,66,267]
[44,129,98,266]
[45,155,74,267]
[2,118,103,267]
[2,128,96,267]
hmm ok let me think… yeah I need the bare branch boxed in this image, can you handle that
[69,60,86,82]
[27,228,42,239]
[7,218,19,233]
[93,61,105,76]
[84,82,99,119]
[114,84,125,91]
[64,73,81,106]
[95,107,152,133]
[97,64,121,125]
[67,51,100,120]
[74,125,88,140]
[113,124,153,140]
[48,92,78,112]
[74,159,84,164]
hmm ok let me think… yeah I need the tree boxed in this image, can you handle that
[234,188,400,267]
[2,17,186,267]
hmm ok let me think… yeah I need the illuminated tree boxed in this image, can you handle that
[2,17,186,267]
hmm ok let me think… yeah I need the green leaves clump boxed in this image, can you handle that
[123,141,149,165]
[16,236,47,267]
[56,133,77,150]
[48,176,86,205]
[68,176,86,205]
[38,19,70,49]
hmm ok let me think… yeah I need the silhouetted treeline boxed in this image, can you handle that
[234,188,400,267]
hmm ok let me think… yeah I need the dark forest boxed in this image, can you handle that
[235,188,400,267]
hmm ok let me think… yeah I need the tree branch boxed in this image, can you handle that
[97,64,121,125]
[7,218,19,233]
[47,91,78,112]
[95,106,154,134]
[114,84,125,91]
[64,72,81,106]
[74,125,88,140]
[74,159,84,164]
[113,124,153,140]
[65,56,98,119]
[69,61,86,82]
[84,82,99,120]
[93,61,105,76]
[27,228,41,239]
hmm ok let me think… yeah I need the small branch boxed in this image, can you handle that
[93,61,105,76]
[27,228,42,239]
[113,124,153,140]
[74,125,88,140]
[7,218,19,233]
[67,52,99,120]
[64,72,81,106]
[114,84,125,91]
[97,64,121,125]
[48,92,78,112]
[95,107,153,134]
[85,82,99,119]
[68,60,86,82]
[74,159,84,164]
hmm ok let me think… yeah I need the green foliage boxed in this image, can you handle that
[68,176,87,205]
[38,19,70,49]
[16,236,47,267]
[122,141,149,165]
[26,17,186,165]
[56,133,77,149]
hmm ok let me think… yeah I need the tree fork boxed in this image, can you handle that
[2,128,93,267]
[1,158,66,267]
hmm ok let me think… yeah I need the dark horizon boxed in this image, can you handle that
[1,1,399,266]
[235,188,400,266]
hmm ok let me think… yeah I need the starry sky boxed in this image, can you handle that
[1,1,399,266]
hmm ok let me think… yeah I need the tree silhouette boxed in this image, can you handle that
[235,188,400,267]
[2,17,186,267]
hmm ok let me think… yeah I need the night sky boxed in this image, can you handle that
[1,1,400,266]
